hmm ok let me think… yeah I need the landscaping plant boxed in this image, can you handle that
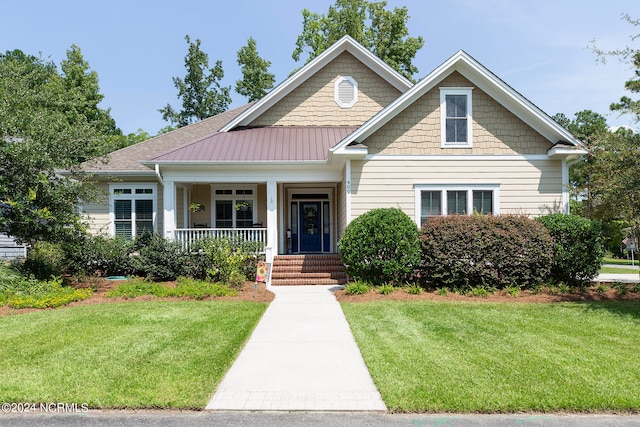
[338,208,420,285]
[537,213,604,286]
[420,215,554,289]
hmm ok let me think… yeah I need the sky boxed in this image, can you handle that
[1,1,639,135]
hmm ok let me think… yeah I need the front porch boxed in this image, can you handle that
[164,181,345,262]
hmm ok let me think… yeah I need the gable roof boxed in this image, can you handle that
[82,103,252,173]
[219,35,413,132]
[145,126,358,164]
[331,50,584,153]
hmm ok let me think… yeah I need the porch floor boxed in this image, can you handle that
[270,254,348,286]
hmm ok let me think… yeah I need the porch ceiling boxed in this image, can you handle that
[147,126,358,163]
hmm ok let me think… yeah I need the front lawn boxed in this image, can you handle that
[342,300,640,413]
[0,301,267,409]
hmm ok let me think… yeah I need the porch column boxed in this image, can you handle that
[163,180,177,240]
[266,181,278,263]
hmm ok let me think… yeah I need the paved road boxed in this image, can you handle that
[2,411,640,427]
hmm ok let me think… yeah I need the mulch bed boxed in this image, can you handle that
[1,279,638,317]
[335,283,640,303]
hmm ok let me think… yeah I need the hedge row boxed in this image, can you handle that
[338,208,603,289]
[420,215,553,289]
[21,234,261,287]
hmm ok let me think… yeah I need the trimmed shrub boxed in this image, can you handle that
[131,235,189,281]
[64,235,134,277]
[338,208,420,285]
[22,241,65,280]
[419,215,553,289]
[537,214,604,286]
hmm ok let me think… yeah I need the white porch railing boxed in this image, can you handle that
[174,228,267,254]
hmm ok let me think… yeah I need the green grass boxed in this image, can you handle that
[341,300,640,413]
[603,257,639,266]
[599,266,640,274]
[0,300,267,409]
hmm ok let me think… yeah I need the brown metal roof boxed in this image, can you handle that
[148,126,359,163]
[81,103,253,173]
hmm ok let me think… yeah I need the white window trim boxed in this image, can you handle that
[413,183,500,226]
[440,87,474,148]
[108,183,158,238]
[334,76,358,108]
[211,185,258,228]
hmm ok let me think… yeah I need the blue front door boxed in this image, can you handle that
[299,202,322,252]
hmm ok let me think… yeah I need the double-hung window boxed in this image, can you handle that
[440,88,473,147]
[109,184,157,238]
[415,184,499,226]
[213,187,257,228]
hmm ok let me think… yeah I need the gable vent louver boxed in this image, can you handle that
[335,76,358,108]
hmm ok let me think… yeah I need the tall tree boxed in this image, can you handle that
[553,110,609,216]
[586,14,640,248]
[61,45,120,136]
[160,35,231,127]
[292,0,424,81]
[235,37,275,102]
[0,49,112,244]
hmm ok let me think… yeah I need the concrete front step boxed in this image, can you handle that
[271,254,348,286]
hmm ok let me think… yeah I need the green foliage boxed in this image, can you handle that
[344,280,371,295]
[201,238,252,284]
[293,0,425,81]
[235,37,275,102]
[612,281,628,295]
[420,215,554,290]
[404,282,422,295]
[160,35,231,127]
[0,48,118,244]
[338,208,420,285]
[537,214,604,286]
[553,110,609,212]
[467,286,495,297]
[0,276,91,308]
[436,287,448,296]
[597,284,609,293]
[21,241,65,280]
[378,283,394,295]
[131,234,189,281]
[106,276,236,299]
[506,285,520,297]
[64,234,134,277]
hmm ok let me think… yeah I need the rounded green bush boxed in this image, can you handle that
[338,208,420,285]
[537,214,604,286]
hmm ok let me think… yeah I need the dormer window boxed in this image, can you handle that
[335,76,358,108]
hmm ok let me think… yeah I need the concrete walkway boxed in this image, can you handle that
[206,285,386,411]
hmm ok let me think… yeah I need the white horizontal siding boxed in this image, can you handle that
[350,158,562,220]
[0,233,26,260]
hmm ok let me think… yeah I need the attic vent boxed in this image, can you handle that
[335,76,358,108]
